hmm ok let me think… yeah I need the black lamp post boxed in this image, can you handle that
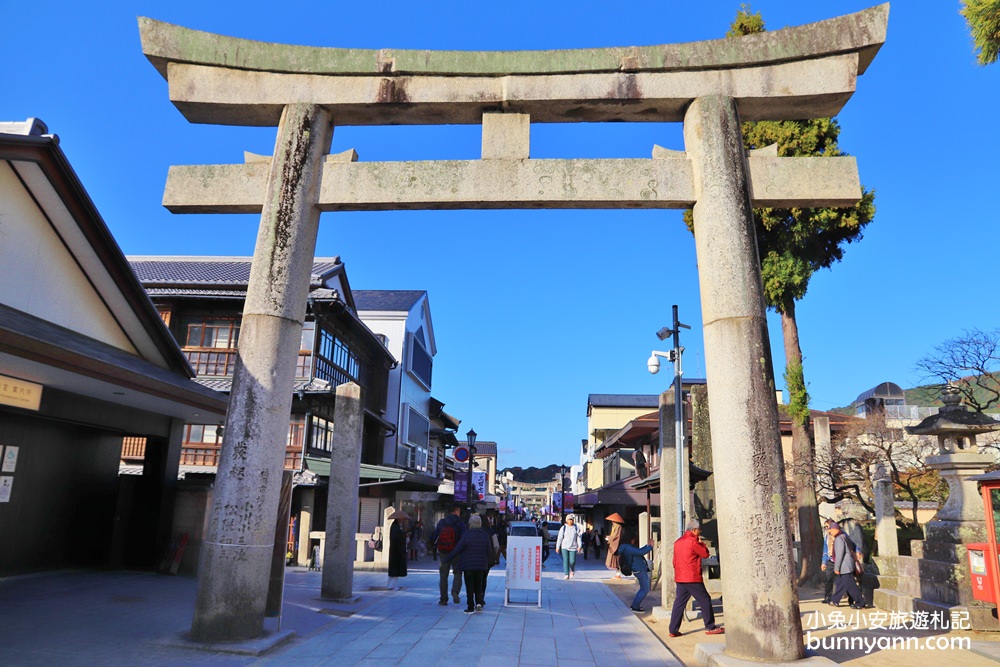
[466,428,477,514]
[560,465,567,524]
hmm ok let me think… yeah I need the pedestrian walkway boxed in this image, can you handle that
[0,555,681,666]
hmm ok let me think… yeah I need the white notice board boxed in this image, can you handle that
[505,536,542,607]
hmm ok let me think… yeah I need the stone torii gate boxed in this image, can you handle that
[140,5,887,662]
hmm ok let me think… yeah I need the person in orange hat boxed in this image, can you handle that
[604,513,625,577]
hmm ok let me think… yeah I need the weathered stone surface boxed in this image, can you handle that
[139,6,886,78]
[322,382,364,601]
[163,155,860,213]
[164,55,858,126]
[874,478,898,558]
[685,95,802,662]
[190,104,332,642]
[482,112,530,160]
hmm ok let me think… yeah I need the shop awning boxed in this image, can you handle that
[302,458,441,491]
[574,476,647,507]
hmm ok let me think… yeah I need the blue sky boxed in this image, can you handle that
[4,2,997,468]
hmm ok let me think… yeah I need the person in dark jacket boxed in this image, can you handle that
[617,530,654,611]
[668,520,723,637]
[442,514,494,613]
[828,521,865,609]
[431,505,466,605]
[386,510,409,590]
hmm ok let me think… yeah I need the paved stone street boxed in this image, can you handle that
[4,554,1000,666]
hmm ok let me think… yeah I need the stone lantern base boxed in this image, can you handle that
[874,452,997,630]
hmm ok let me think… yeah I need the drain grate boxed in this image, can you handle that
[318,609,355,617]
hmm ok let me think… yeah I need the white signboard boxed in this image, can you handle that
[2,446,18,473]
[0,476,12,503]
[505,536,542,607]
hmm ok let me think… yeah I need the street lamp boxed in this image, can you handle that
[466,428,477,514]
[649,304,689,539]
[559,466,568,524]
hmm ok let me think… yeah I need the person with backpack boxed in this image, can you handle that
[668,519,723,637]
[432,505,465,605]
[441,514,496,613]
[827,521,865,609]
[616,529,654,612]
[555,514,584,580]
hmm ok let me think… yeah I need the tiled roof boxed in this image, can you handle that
[588,394,659,408]
[129,256,342,287]
[353,290,425,312]
[464,440,497,457]
[196,377,335,393]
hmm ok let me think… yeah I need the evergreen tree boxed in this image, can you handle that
[962,0,1000,65]
[687,6,876,584]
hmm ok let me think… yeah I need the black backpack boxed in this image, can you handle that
[617,547,632,576]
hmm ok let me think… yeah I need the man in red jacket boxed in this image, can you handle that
[668,520,724,637]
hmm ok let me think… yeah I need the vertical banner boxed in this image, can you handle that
[454,477,468,503]
[473,471,486,501]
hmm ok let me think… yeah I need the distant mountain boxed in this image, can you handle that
[501,465,567,484]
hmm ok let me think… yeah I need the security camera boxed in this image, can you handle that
[647,354,661,374]
[656,327,672,341]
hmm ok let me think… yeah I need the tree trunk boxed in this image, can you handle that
[780,302,822,585]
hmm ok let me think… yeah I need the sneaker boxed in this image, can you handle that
[453,594,460,604]
[564,575,570,580]
[475,604,483,611]
[668,633,682,638]
[438,600,448,606]
[569,572,575,578]
[706,627,725,635]
[631,607,644,612]
[464,608,475,614]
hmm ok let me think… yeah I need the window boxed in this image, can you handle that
[310,415,335,454]
[403,406,430,471]
[286,416,305,469]
[315,328,360,386]
[180,424,223,466]
[180,317,240,376]
[407,332,433,389]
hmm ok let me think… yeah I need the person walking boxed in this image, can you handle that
[617,530,654,612]
[408,520,423,560]
[386,510,409,590]
[540,520,551,565]
[828,521,865,609]
[441,514,495,613]
[604,513,625,578]
[432,505,465,605]
[668,519,723,637]
[581,524,593,560]
[555,514,584,579]
[821,518,837,603]
[593,528,603,560]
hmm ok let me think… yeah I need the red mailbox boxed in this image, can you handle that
[970,470,1000,618]
[968,543,995,603]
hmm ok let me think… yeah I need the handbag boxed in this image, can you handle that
[367,526,383,551]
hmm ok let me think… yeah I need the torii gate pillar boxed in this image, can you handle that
[190,103,331,642]
[686,95,803,661]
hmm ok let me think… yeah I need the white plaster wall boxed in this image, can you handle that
[0,162,135,352]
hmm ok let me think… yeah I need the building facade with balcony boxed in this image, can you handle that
[127,257,447,570]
